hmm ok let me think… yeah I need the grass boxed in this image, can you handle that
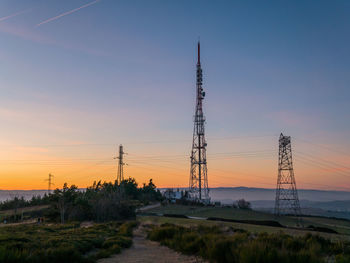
[0,221,138,263]
[147,223,350,263]
[147,204,298,224]
[145,204,350,236]
[139,215,350,242]
[0,205,50,217]
[0,205,50,224]
[301,216,350,236]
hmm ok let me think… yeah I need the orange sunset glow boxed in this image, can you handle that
[1,135,349,191]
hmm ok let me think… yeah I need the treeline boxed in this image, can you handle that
[0,195,49,211]
[48,178,162,223]
[1,178,162,223]
[148,223,350,263]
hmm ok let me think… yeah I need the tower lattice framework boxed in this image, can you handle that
[46,173,54,195]
[274,133,301,217]
[116,144,125,185]
[189,42,210,202]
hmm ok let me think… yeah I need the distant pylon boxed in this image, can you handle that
[274,133,302,219]
[189,42,210,203]
[116,145,126,185]
[46,173,54,194]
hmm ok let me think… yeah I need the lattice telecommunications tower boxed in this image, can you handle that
[274,133,301,217]
[189,42,210,203]
[116,145,125,185]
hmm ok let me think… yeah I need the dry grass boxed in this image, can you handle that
[0,205,49,216]
[145,204,350,236]
[138,215,350,242]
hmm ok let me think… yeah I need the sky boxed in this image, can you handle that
[0,0,350,190]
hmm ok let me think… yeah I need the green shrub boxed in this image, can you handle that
[147,224,350,263]
[208,238,237,263]
[179,232,204,254]
[148,224,180,241]
[118,221,138,237]
[336,254,350,263]
[102,236,132,249]
[0,248,27,263]
[0,221,137,263]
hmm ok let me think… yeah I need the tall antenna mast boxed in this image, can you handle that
[189,42,210,203]
[116,145,125,185]
[275,133,302,223]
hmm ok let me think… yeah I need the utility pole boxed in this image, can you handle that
[116,145,126,185]
[274,133,302,224]
[189,42,210,203]
[46,173,54,194]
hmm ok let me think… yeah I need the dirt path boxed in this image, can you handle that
[136,202,161,212]
[98,224,206,263]
[0,219,37,227]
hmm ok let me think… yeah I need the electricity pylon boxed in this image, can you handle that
[274,133,302,221]
[116,145,126,185]
[46,173,54,194]
[189,42,210,203]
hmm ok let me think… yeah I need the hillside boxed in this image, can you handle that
[142,204,350,240]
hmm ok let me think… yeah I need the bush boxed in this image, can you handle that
[118,221,138,237]
[237,199,251,210]
[0,221,137,263]
[148,225,179,241]
[147,224,350,263]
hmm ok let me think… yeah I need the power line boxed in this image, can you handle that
[295,150,350,171]
[294,157,350,179]
[2,132,350,192]
[0,134,277,148]
[294,152,350,178]
[294,137,350,157]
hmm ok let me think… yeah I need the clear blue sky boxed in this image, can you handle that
[0,0,349,189]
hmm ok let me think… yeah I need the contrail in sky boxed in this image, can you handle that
[0,9,32,22]
[36,0,101,27]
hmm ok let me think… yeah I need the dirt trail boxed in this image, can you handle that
[98,224,206,263]
[137,202,161,212]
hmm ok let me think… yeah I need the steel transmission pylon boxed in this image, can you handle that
[46,173,54,195]
[189,42,210,203]
[116,145,126,185]
[274,133,302,220]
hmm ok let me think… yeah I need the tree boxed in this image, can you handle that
[51,183,79,224]
[237,199,251,210]
[121,178,139,199]
[46,177,161,223]
[141,179,162,202]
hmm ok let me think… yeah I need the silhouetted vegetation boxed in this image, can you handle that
[0,194,50,211]
[1,178,162,223]
[206,217,284,228]
[148,223,350,263]
[47,178,162,223]
[0,221,137,263]
[236,199,251,210]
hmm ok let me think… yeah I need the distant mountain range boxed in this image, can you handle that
[160,187,350,219]
[209,187,350,203]
[0,190,48,202]
[209,187,350,220]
